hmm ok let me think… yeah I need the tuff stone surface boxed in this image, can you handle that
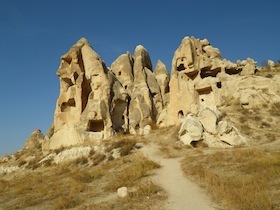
[42,36,280,150]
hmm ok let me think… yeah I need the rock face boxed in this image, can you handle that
[43,36,280,150]
[24,129,44,150]
[168,36,258,125]
[43,39,167,150]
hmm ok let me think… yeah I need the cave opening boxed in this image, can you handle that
[200,67,221,79]
[225,68,242,75]
[178,110,184,119]
[177,64,186,71]
[87,120,104,132]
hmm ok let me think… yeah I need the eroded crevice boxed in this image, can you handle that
[225,68,242,75]
[197,87,213,95]
[81,75,91,113]
[61,98,76,112]
[200,67,221,78]
[62,78,74,87]
[185,71,199,80]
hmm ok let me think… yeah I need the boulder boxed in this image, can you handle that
[203,132,231,148]
[217,120,232,135]
[198,108,219,134]
[117,187,128,198]
[267,60,275,68]
[219,126,247,146]
[178,114,203,145]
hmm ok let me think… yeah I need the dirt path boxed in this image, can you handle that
[140,143,218,210]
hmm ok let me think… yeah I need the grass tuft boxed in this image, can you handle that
[269,102,280,116]
[132,181,163,198]
[75,156,88,165]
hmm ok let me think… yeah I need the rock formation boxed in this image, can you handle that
[178,107,247,147]
[24,129,44,150]
[168,36,257,125]
[43,36,280,150]
[43,39,166,150]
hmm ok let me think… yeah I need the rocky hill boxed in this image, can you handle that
[34,36,279,150]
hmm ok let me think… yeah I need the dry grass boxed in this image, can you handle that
[74,156,89,165]
[105,154,160,191]
[106,137,136,157]
[269,102,280,116]
[131,181,164,198]
[0,148,166,210]
[182,148,280,210]
[91,153,106,166]
[91,181,167,210]
[26,157,41,170]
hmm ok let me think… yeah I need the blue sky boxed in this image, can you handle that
[0,0,279,156]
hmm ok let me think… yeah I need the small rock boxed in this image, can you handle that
[143,125,151,135]
[134,142,144,149]
[267,60,275,68]
[112,148,121,159]
[117,187,128,198]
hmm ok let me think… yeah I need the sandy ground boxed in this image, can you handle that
[140,143,219,210]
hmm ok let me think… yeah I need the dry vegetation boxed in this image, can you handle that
[0,142,166,210]
[182,147,280,209]
[222,101,280,145]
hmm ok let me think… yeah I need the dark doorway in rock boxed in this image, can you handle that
[112,100,127,131]
[177,64,186,71]
[87,120,104,132]
[178,110,184,119]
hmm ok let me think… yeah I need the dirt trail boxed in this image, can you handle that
[140,143,218,210]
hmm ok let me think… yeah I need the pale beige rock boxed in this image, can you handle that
[267,60,275,68]
[43,35,278,150]
[178,114,203,142]
[239,58,257,76]
[24,129,44,150]
[45,38,115,150]
[129,46,154,134]
[219,126,247,146]
[154,60,170,106]
[203,132,231,148]
[198,108,218,134]
[117,187,128,198]
[179,108,247,147]
[217,120,232,135]
[110,52,134,94]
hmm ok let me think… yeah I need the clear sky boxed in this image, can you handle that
[0,0,279,157]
